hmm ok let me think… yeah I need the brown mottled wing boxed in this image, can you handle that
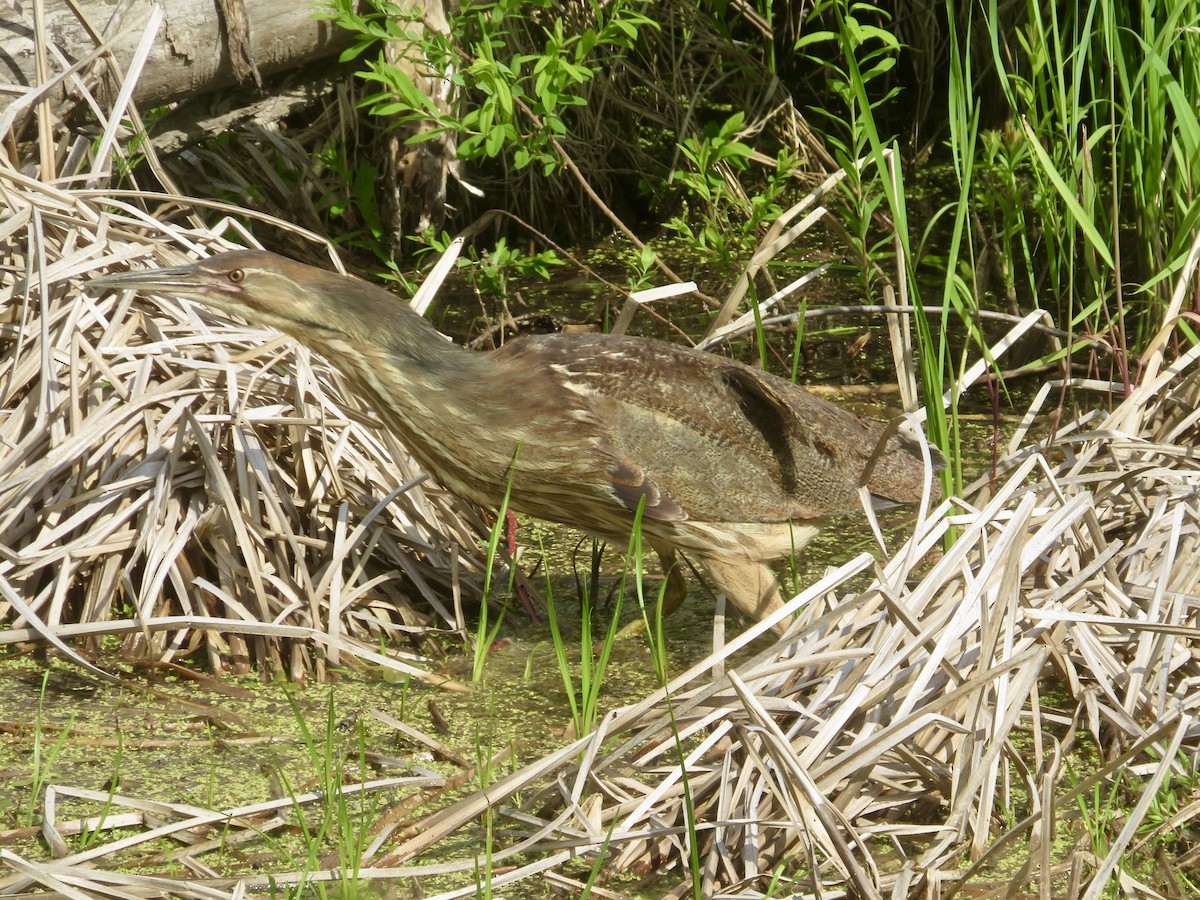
[528,334,840,522]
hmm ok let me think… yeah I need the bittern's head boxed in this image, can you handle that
[89,250,367,340]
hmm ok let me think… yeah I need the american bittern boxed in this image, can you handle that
[91,250,937,635]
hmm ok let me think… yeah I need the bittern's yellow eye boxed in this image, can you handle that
[228,269,245,283]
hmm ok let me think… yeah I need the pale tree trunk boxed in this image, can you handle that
[1,0,356,121]
[2,0,454,242]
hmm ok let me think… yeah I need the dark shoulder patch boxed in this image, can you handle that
[722,367,801,492]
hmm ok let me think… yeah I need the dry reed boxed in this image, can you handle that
[0,168,489,687]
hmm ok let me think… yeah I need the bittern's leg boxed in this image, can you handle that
[656,548,688,618]
[615,547,688,639]
[700,558,789,636]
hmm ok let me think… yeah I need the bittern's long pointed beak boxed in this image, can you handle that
[85,251,375,348]
[88,263,238,299]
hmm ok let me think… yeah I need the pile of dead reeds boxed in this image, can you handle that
[0,165,489,687]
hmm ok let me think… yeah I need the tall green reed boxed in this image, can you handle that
[544,502,666,738]
[24,671,76,829]
[626,507,701,896]
[800,0,955,489]
[796,0,902,303]
[982,0,1200,361]
[471,449,520,682]
[275,689,376,898]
